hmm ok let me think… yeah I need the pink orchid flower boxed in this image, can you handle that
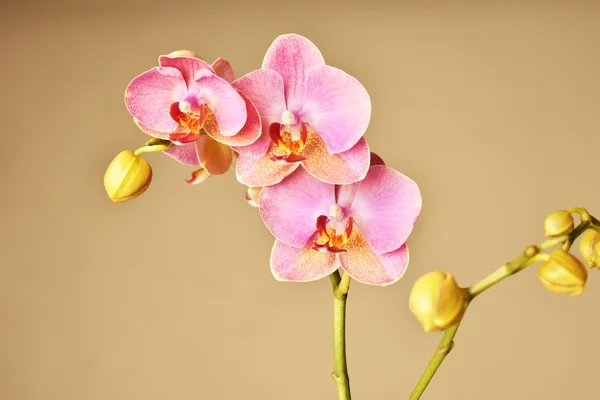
[258,154,422,285]
[231,34,372,187]
[124,51,261,183]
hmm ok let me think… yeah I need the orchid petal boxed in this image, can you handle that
[270,239,338,282]
[204,89,261,147]
[259,168,334,248]
[133,117,187,140]
[159,53,213,86]
[301,65,371,154]
[125,67,187,133]
[232,69,287,157]
[339,232,409,286]
[193,74,247,137]
[334,151,385,207]
[163,142,199,166]
[301,132,370,185]
[235,152,299,187]
[211,58,235,83]
[195,135,233,175]
[370,152,385,166]
[351,165,422,254]
[262,34,325,112]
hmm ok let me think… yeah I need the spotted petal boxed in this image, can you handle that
[339,232,409,286]
[204,89,261,147]
[163,142,199,166]
[270,239,338,282]
[193,74,247,137]
[235,152,299,187]
[262,34,325,112]
[350,165,422,254]
[259,168,334,248]
[301,65,371,154]
[301,132,370,185]
[125,67,187,133]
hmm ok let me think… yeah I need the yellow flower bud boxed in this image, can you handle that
[538,249,587,295]
[579,230,600,268]
[104,150,152,203]
[544,210,574,237]
[409,271,466,333]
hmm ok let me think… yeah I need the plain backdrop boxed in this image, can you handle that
[1,1,599,399]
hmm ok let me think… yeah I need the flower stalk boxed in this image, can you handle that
[408,209,599,400]
[330,270,352,400]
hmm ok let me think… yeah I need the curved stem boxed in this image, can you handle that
[408,214,594,400]
[407,304,465,400]
[330,270,351,400]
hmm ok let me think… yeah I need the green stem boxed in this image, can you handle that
[407,312,464,400]
[330,270,351,400]
[408,214,593,400]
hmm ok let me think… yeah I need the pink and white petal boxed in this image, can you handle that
[231,119,272,158]
[125,67,187,133]
[236,152,300,187]
[193,74,247,137]
[163,142,199,166]
[259,168,334,248]
[204,89,261,147]
[301,132,370,185]
[370,152,385,166]
[211,58,235,83]
[186,168,211,185]
[159,53,213,86]
[232,69,286,122]
[261,34,325,112]
[350,165,422,255]
[270,240,338,282]
[301,65,371,154]
[334,151,384,208]
[195,135,233,175]
[133,117,185,140]
[339,232,409,286]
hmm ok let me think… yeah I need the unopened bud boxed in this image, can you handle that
[544,210,574,237]
[104,150,152,203]
[579,230,600,268]
[538,249,587,295]
[409,271,466,333]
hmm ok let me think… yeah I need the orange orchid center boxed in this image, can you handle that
[312,205,354,253]
[168,101,207,144]
[269,111,308,163]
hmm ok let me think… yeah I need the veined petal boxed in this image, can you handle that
[351,165,422,255]
[195,135,233,175]
[163,142,199,166]
[301,65,371,154]
[270,239,338,282]
[339,232,409,286]
[301,132,370,185]
[262,34,325,112]
[159,53,213,86]
[259,168,334,248]
[194,74,247,137]
[204,89,261,147]
[211,58,235,83]
[235,152,299,187]
[125,67,187,133]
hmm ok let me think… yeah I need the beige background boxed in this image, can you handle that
[1,0,599,399]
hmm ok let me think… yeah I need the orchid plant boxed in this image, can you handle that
[104,33,600,399]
